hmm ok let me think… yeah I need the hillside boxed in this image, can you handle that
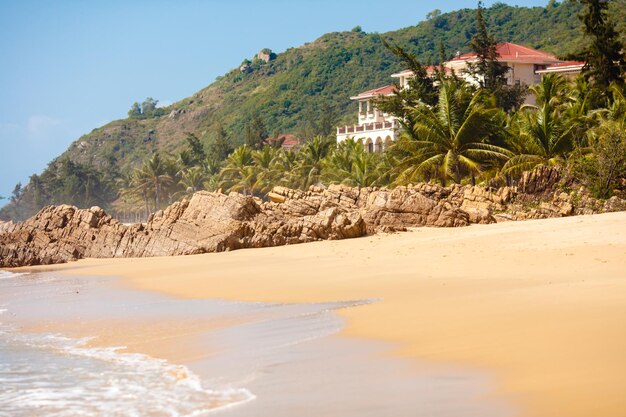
[2,0,626,221]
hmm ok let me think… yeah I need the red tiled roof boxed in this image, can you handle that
[351,85,397,100]
[536,61,586,73]
[450,42,561,64]
[268,134,301,149]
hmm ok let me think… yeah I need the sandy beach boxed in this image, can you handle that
[18,211,626,417]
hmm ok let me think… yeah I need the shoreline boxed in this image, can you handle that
[12,212,626,417]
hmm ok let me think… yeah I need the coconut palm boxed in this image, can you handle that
[270,149,299,188]
[133,153,173,211]
[503,76,578,176]
[177,166,208,197]
[245,146,280,195]
[393,79,510,186]
[295,136,334,189]
[219,145,255,194]
[323,138,384,187]
[322,138,362,181]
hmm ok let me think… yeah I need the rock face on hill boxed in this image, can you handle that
[1,166,624,267]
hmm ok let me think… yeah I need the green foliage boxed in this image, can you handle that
[128,98,166,119]
[209,124,234,160]
[503,74,579,176]
[467,2,527,111]
[376,39,439,115]
[573,0,625,93]
[245,114,269,149]
[185,132,207,164]
[392,79,510,186]
[569,84,626,198]
[0,160,118,221]
[571,118,626,198]
[3,1,626,220]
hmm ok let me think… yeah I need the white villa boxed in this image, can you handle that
[336,42,584,150]
[335,85,399,153]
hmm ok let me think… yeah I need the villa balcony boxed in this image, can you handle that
[336,120,396,135]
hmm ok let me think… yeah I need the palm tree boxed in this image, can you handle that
[249,146,280,195]
[295,136,334,189]
[393,79,510,186]
[178,166,208,197]
[133,153,173,211]
[503,75,578,176]
[323,138,385,187]
[219,145,254,194]
[270,149,299,188]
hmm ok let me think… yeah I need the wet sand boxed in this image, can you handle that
[18,212,626,417]
[0,273,511,417]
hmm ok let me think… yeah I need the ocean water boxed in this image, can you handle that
[0,270,373,417]
[0,270,515,417]
[0,271,257,417]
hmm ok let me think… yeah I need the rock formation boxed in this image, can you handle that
[1,166,624,267]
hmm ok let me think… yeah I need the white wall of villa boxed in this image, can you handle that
[336,42,584,149]
[336,85,399,152]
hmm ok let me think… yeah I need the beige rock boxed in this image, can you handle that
[2,173,624,267]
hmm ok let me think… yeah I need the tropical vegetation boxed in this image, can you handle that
[2,0,625,222]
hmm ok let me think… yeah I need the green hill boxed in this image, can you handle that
[2,1,625,221]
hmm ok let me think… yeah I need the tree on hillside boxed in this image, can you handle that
[128,102,142,118]
[185,133,207,164]
[141,98,158,116]
[468,2,527,111]
[245,114,268,149]
[210,123,233,160]
[573,0,625,92]
[127,98,165,119]
[10,183,22,203]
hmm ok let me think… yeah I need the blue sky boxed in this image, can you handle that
[0,0,549,200]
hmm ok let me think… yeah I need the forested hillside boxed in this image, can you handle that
[2,0,625,221]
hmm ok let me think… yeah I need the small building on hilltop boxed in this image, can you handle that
[337,42,584,151]
[256,48,275,63]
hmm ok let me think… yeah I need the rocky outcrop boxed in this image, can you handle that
[0,191,366,267]
[0,220,13,234]
[1,166,624,267]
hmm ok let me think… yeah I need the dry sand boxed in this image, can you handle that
[24,212,626,417]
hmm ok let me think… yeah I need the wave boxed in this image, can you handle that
[0,270,26,280]
[0,324,255,417]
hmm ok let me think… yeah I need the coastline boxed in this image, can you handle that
[14,212,626,417]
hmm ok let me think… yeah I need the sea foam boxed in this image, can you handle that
[0,270,25,280]
[0,324,255,417]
